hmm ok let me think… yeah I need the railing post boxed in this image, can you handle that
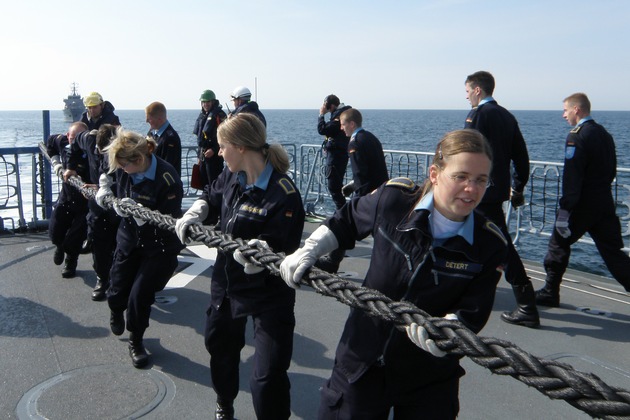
[42,110,53,219]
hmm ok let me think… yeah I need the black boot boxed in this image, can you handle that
[61,254,78,278]
[500,283,540,328]
[53,246,64,265]
[92,277,109,301]
[215,399,234,420]
[315,247,345,274]
[535,283,560,307]
[129,332,149,369]
[110,311,125,336]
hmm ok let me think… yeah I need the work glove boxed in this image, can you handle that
[510,189,525,208]
[114,197,146,226]
[405,313,458,357]
[342,181,356,197]
[280,225,339,289]
[51,155,63,177]
[95,173,114,209]
[233,239,270,274]
[555,208,571,238]
[175,199,209,244]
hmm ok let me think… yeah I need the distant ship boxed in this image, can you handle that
[63,83,85,122]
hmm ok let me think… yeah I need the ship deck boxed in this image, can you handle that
[1,222,629,419]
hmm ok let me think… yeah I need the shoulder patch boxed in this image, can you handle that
[385,177,415,190]
[277,178,296,195]
[570,125,582,134]
[162,172,175,186]
[483,221,508,246]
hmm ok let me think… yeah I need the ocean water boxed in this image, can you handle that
[2,108,630,278]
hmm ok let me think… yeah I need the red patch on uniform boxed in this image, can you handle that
[285,211,293,218]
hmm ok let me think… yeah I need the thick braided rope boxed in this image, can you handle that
[40,145,630,419]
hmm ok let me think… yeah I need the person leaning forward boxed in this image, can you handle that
[536,92,630,307]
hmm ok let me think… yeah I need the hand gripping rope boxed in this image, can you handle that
[40,143,630,419]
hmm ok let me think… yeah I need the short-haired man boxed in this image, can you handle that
[464,70,539,328]
[146,101,181,176]
[536,93,630,306]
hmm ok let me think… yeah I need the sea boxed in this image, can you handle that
[2,108,630,278]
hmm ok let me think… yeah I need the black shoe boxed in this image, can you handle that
[215,400,234,420]
[110,311,125,336]
[314,256,340,274]
[61,254,78,278]
[53,246,64,265]
[80,237,92,254]
[128,340,149,369]
[500,308,540,328]
[91,278,109,301]
[535,287,560,307]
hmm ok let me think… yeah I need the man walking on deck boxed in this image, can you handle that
[464,70,540,328]
[536,93,630,307]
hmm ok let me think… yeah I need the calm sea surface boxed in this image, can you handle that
[2,108,630,277]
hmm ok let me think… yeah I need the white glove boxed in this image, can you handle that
[50,155,63,177]
[555,209,571,239]
[95,173,114,209]
[175,199,209,244]
[233,239,269,274]
[280,225,339,289]
[405,314,457,358]
[114,197,146,226]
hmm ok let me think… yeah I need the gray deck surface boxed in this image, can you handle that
[1,222,629,419]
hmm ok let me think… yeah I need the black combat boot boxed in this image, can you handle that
[535,284,560,307]
[61,254,78,278]
[500,283,540,328]
[53,245,64,265]
[91,277,109,301]
[128,331,149,369]
[315,247,345,274]
[215,398,235,420]
[110,311,125,336]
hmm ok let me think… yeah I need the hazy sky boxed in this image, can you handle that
[1,0,628,111]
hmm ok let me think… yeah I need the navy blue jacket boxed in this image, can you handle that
[348,129,389,196]
[46,133,90,204]
[193,106,227,170]
[560,119,617,212]
[80,101,121,130]
[113,156,184,258]
[149,123,182,176]
[318,105,352,166]
[325,178,507,389]
[465,100,529,203]
[229,101,267,127]
[200,167,305,317]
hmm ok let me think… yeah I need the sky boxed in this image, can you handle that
[1,0,628,111]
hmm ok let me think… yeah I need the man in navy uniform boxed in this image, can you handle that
[464,71,540,328]
[536,92,630,306]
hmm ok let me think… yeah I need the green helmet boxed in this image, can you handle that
[199,89,216,101]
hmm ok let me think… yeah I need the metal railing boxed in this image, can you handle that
[2,142,630,256]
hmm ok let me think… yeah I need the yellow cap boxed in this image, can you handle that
[84,92,103,107]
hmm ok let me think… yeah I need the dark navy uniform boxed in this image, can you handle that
[47,134,90,256]
[80,101,121,130]
[320,178,507,419]
[347,128,389,197]
[193,107,227,188]
[465,99,535,303]
[544,118,630,291]
[200,165,304,420]
[67,130,120,285]
[149,122,182,176]
[318,104,352,209]
[229,100,266,127]
[108,156,184,334]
